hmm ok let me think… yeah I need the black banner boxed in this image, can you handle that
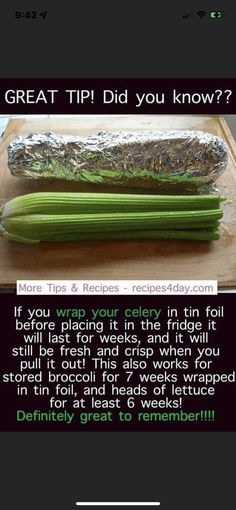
[0,78,236,113]
[0,293,235,432]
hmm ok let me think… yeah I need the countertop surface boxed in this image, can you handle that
[1,115,236,139]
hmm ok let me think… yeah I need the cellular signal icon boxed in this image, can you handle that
[182,12,194,19]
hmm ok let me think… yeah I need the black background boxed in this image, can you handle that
[0,78,235,114]
[1,431,234,510]
[0,294,235,432]
[0,2,235,78]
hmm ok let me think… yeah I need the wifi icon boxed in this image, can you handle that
[197,10,207,18]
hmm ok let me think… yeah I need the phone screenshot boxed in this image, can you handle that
[0,3,235,510]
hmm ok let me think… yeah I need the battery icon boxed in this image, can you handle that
[210,11,223,18]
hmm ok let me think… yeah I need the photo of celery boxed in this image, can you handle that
[0,192,223,244]
[0,114,235,287]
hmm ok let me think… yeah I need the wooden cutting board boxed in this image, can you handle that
[0,115,236,288]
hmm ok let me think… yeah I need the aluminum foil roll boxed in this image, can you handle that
[8,130,228,191]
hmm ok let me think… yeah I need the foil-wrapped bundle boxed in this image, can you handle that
[8,130,228,191]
